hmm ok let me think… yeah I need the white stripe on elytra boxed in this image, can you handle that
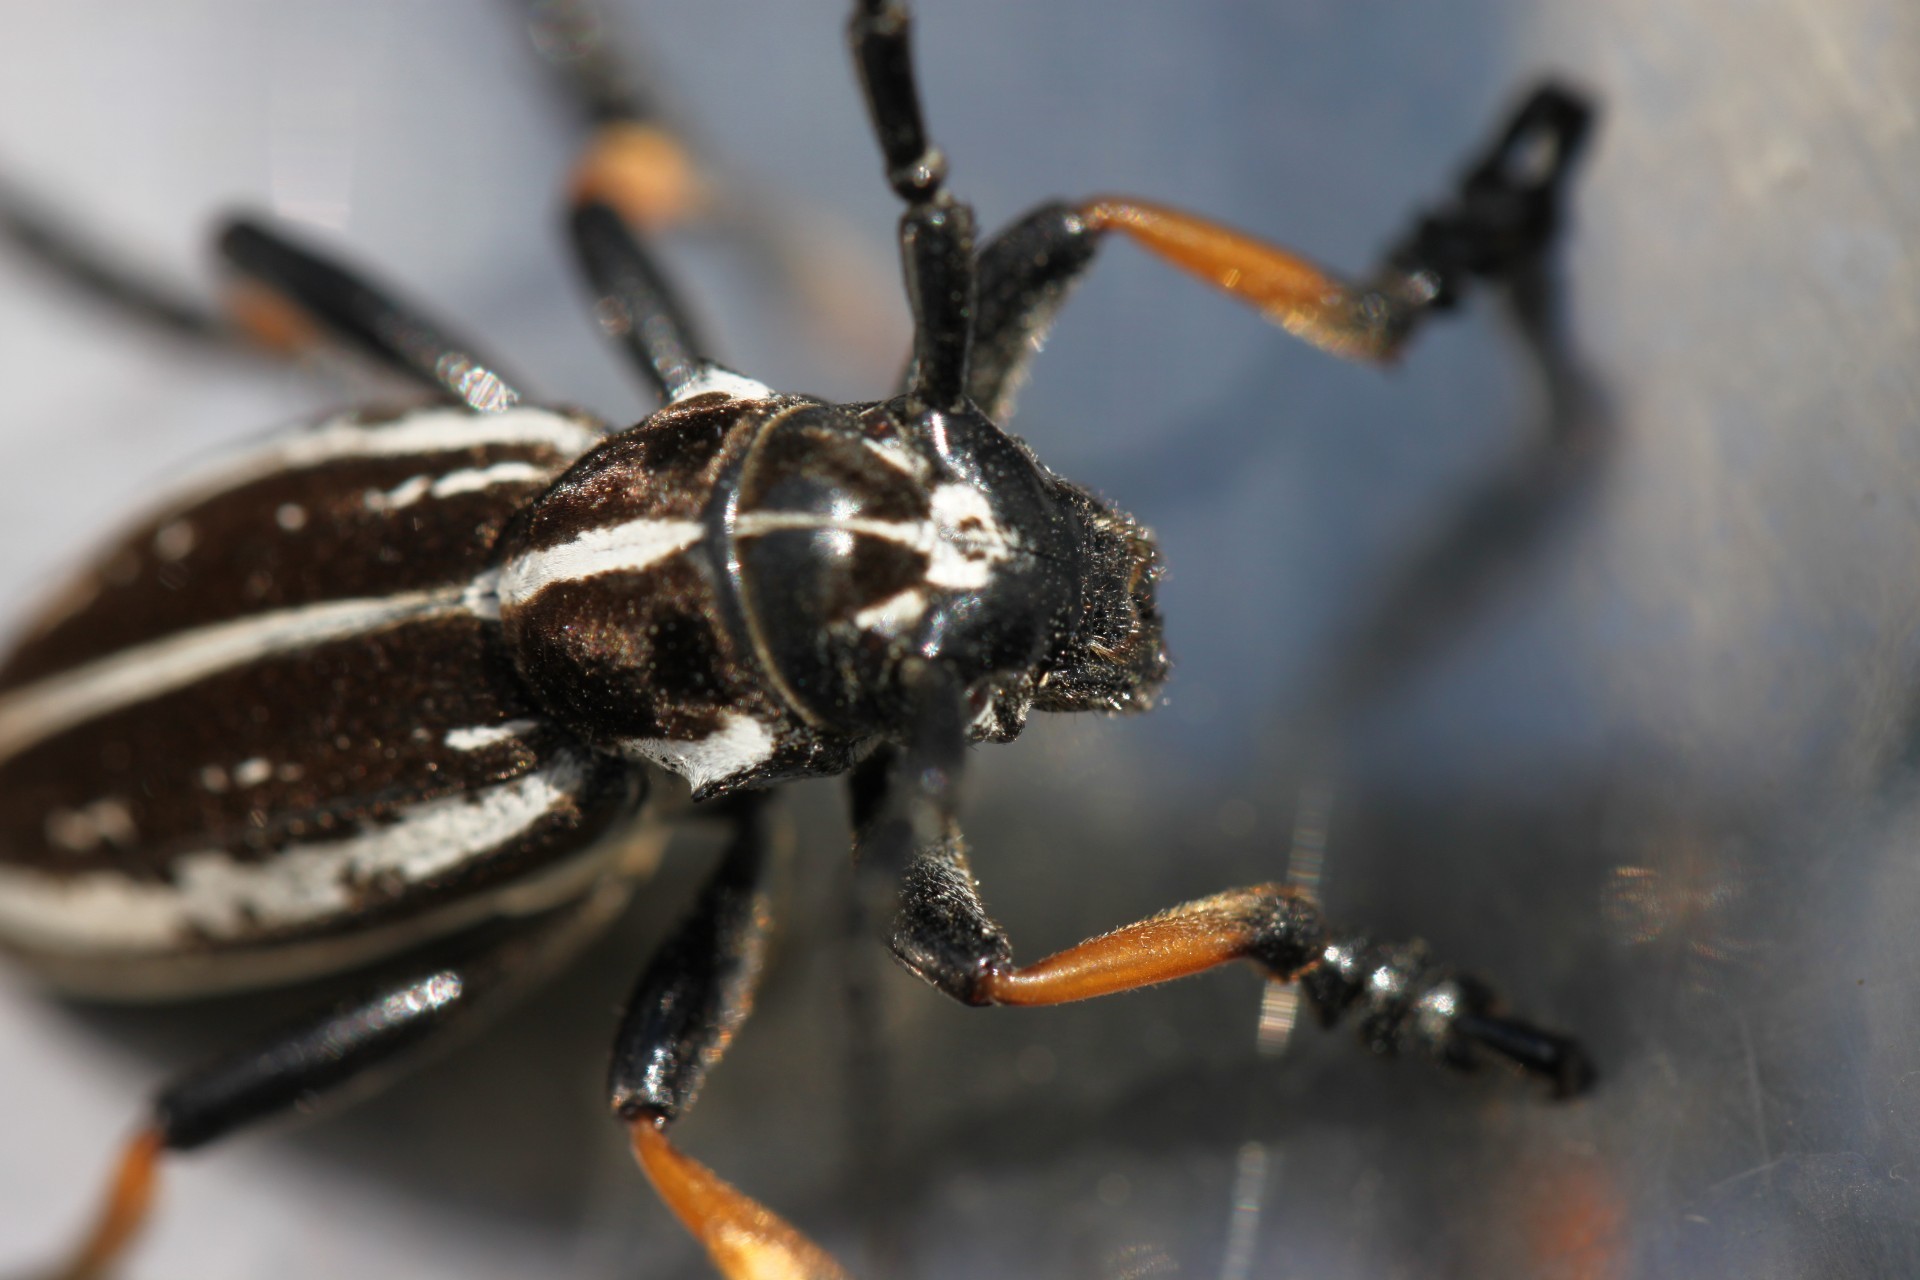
[444,719,543,752]
[616,711,776,794]
[366,460,555,512]
[0,576,500,767]
[0,751,588,950]
[186,406,602,502]
[498,519,705,607]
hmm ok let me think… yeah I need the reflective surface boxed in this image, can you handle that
[0,2,1916,1277]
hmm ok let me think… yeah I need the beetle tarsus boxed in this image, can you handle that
[1381,81,1596,308]
[1455,1010,1598,1099]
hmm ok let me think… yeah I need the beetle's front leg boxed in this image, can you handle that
[963,83,1594,421]
[851,666,1593,1098]
[37,879,633,1280]
[608,797,851,1280]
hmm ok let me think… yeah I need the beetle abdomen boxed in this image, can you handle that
[0,404,642,993]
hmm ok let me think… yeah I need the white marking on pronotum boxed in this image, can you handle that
[189,406,601,500]
[444,719,543,752]
[0,752,589,950]
[275,503,308,531]
[731,481,1015,591]
[498,519,705,606]
[853,587,929,633]
[0,583,496,766]
[924,482,1014,590]
[672,366,775,404]
[366,460,552,512]
[860,436,926,477]
[619,712,776,793]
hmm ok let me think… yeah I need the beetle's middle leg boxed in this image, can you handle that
[852,661,1594,1098]
[607,796,855,1280]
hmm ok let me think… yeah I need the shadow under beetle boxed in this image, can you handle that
[0,2,1595,1276]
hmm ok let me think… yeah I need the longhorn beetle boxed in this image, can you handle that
[0,3,1595,1277]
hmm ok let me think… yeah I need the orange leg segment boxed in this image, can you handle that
[630,1116,852,1280]
[1079,197,1417,362]
[222,278,325,356]
[44,1127,164,1280]
[979,884,1314,1007]
[571,121,707,234]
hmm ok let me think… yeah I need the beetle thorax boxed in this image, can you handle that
[496,394,1082,798]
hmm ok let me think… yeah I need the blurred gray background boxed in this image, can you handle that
[0,1,1916,1277]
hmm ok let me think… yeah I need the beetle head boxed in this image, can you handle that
[731,398,1167,743]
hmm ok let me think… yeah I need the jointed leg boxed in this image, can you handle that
[608,798,849,1280]
[0,175,530,411]
[215,218,524,411]
[522,0,705,235]
[527,0,741,405]
[0,178,232,347]
[37,881,631,1280]
[543,0,885,407]
[568,197,764,405]
[526,5,756,404]
[965,85,1594,422]
[853,661,1593,1097]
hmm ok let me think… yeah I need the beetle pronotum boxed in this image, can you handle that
[0,3,1595,1277]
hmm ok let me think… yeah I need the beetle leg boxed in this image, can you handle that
[851,664,1593,1098]
[568,195,766,406]
[520,0,706,236]
[962,84,1594,420]
[0,176,238,349]
[526,0,905,385]
[35,880,631,1280]
[0,176,528,411]
[528,0,766,407]
[213,217,525,411]
[607,798,851,1280]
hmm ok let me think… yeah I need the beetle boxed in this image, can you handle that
[0,3,1595,1277]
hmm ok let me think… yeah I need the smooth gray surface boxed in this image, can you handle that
[0,2,1916,1277]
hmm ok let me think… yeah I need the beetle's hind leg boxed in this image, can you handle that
[32,882,632,1280]
[0,178,526,412]
[607,798,852,1280]
[213,217,526,411]
[962,84,1594,421]
[0,177,236,351]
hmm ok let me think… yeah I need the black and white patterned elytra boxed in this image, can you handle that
[0,381,1165,997]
